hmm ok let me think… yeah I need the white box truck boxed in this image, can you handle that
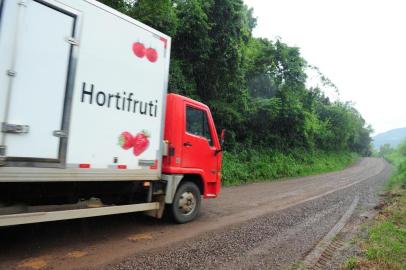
[0,0,224,226]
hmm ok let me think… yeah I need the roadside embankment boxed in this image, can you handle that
[342,140,406,270]
[222,149,359,186]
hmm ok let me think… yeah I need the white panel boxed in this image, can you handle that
[1,0,172,175]
[5,0,74,159]
[64,0,170,170]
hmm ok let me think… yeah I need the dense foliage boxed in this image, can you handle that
[386,139,406,187]
[99,0,372,156]
[222,150,358,185]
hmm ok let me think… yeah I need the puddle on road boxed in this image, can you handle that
[66,250,88,258]
[128,233,153,242]
[16,251,88,270]
[18,257,48,270]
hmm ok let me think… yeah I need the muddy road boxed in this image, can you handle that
[0,158,390,270]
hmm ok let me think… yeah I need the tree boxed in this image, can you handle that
[399,139,406,157]
[169,0,213,98]
[379,144,394,157]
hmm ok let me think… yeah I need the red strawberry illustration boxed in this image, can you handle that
[132,42,146,58]
[133,130,150,156]
[145,48,158,63]
[118,131,134,150]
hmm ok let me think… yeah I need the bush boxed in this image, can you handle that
[386,139,406,188]
[221,149,358,186]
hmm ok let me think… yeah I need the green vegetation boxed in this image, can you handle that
[378,143,395,158]
[99,0,372,181]
[365,219,406,269]
[222,149,358,185]
[383,139,406,187]
[343,139,406,270]
[344,256,358,270]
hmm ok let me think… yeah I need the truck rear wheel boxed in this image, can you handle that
[170,182,201,224]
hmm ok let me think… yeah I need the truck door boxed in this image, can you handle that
[182,104,219,183]
[0,0,77,165]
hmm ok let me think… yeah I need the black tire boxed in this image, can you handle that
[170,182,201,224]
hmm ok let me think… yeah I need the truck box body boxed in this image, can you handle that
[0,0,171,181]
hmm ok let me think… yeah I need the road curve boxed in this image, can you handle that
[0,158,390,270]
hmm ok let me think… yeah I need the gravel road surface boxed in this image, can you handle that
[0,157,390,270]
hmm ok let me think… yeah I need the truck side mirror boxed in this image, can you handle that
[215,129,226,155]
[220,129,226,148]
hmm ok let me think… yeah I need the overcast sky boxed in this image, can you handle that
[244,0,406,135]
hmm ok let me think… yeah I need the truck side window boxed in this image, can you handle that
[186,106,213,145]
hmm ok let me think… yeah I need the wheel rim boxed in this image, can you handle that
[178,191,196,215]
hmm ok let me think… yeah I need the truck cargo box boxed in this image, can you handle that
[0,0,171,182]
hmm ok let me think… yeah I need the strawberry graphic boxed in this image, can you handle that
[145,48,158,63]
[133,130,150,156]
[132,42,146,58]
[118,131,134,150]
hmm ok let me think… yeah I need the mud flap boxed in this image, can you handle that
[0,145,5,166]
[144,195,165,219]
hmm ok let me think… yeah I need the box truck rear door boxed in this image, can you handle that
[2,0,75,163]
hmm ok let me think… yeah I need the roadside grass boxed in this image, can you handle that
[287,260,305,270]
[342,140,406,270]
[221,149,358,186]
[343,187,406,270]
[386,159,406,189]
[344,256,358,270]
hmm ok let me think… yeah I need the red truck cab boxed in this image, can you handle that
[163,94,222,199]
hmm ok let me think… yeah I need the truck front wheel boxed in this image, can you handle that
[170,182,201,223]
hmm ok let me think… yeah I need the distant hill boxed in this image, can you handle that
[373,127,406,149]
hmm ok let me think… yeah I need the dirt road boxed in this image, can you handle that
[0,158,390,270]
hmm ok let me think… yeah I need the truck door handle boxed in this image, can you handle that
[183,142,192,147]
